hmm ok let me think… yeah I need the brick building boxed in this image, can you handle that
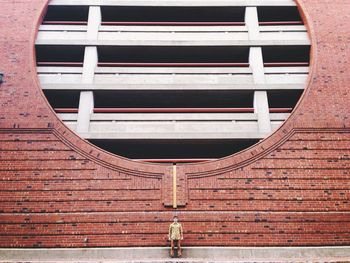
[0,0,349,249]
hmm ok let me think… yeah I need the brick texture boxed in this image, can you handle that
[0,0,349,247]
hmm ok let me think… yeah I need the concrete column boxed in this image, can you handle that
[77,46,98,133]
[76,91,94,133]
[87,6,101,40]
[245,7,259,40]
[82,46,98,84]
[249,47,265,84]
[249,45,271,133]
[254,91,271,133]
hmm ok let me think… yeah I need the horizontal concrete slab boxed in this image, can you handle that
[1,246,350,262]
[40,83,305,91]
[59,113,288,122]
[76,131,269,140]
[49,0,297,7]
[35,37,310,46]
[36,66,308,75]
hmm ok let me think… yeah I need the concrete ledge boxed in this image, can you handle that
[49,0,297,7]
[1,247,350,262]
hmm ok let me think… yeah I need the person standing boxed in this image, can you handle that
[168,216,183,257]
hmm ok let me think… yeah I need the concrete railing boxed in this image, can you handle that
[37,66,83,85]
[100,21,246,26]
[259,24,306,32]
[63,119,264,140]
[37,65,308,90]
[98,25,248,35]
[40,24,88,32]
[36,29,309,46]
[39,23,306,33]
[56,108,290,140]
[94,66,252,74]
[264,65,309,84]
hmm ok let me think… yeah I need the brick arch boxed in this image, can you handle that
[30,1,173,176]
[28,0,316,184]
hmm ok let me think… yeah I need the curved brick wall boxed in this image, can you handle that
[0,0,349,247]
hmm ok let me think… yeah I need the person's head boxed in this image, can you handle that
[173,216,178,223]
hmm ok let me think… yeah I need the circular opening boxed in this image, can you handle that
[36,3,310,164]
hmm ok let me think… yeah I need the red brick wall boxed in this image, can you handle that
[0,0,349,247]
